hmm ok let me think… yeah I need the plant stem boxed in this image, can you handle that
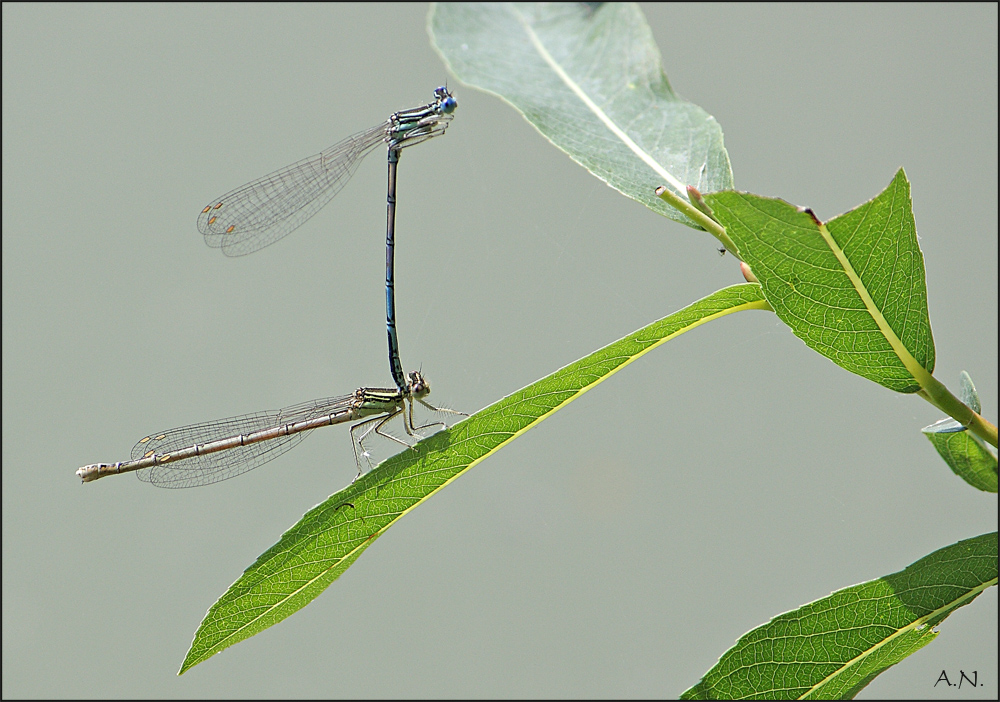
[654,186,739,257]
[918,377,998,448]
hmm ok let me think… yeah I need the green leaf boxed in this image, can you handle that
[924,430,999,492]
[429,2,733,227]
[681,532,998,700]
[704,169,935,394]
[922,371,996,492]
[179,284,769,673]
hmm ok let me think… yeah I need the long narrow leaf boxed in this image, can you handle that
[179,283,770,673]
[682,532,998,700]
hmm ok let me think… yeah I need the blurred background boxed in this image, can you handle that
[3,3,995,697]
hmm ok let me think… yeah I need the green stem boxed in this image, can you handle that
[655,185,740,257]
[918,377,998,448]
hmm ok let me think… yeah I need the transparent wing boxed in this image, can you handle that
[132,393,358,488]
[198,123,388,257]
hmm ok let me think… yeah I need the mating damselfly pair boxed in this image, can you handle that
[77,87,462,488]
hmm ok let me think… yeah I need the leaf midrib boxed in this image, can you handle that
[802,576,997,699]
[183,530,373,671]
[513,6,687,196]
[814,217,931,387]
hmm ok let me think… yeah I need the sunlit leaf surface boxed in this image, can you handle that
[682,532,998,700]
[705,169,934,393]
[179,284,769,673]
[430,2,733,227]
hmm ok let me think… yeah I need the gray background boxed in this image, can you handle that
[3,3,996,698]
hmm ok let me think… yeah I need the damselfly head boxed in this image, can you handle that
[434,86,457,114]
[406,370,431,398]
